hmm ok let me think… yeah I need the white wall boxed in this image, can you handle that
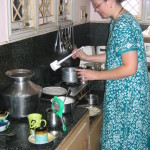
[73,0,110,24]
[73,0,90,25]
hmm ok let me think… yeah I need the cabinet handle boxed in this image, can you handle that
[83,137,88,150]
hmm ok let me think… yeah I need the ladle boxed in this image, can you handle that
[50,46,84,71]
[0,131,16,137]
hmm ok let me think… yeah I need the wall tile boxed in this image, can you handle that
[0,44,13,89]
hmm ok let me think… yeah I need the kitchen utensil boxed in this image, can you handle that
[0,120,10,132]
[42,86,67,96]
[64,87,71,104]
[0,132,15,137]
[54,32,59,52]
[50,46,84,71]
[0,111,9,122]
[28,133,54,144]
[46,108,61,127]
[0,131,15,137]
[51,96,66,131]
[51,96,75,113]
[72,25,75,49]
[84,94,98,105]
[35,127,48,144]
[62,67,78,83]
[0,69,42,118]
[27,113,47,135]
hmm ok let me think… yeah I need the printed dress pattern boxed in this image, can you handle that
[100,12,150,150]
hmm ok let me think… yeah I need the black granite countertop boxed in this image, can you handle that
[0,100,88,150]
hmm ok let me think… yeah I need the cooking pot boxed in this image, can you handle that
[62,67,78,83]
[46,108,61,127]
[84,94,98,105]
[0,69,42,118]
[51,96,75,113]
[46,107,73,128]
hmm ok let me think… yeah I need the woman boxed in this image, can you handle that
[72,0,150,149]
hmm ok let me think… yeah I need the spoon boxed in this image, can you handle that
[0,131,15,137]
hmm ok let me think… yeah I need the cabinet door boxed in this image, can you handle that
[6,0,57,43]
[66,122,88,150]
[89,113,103,150]
[56,112,89,150]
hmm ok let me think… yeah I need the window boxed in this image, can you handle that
[7,0,73,43]
[8,0,57,43]
[121,0,142,20]
[121,0,150,24]
[39,0,54,25]
[58,0,72,23]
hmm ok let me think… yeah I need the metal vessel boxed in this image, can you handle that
[62,67,78,83]
[0,69,42,118]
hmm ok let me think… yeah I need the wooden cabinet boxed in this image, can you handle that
[89,112,103,150]
[56,111,89,150]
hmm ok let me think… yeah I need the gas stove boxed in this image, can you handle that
[55,81,94,101]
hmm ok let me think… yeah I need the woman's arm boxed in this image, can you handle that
[72,48,106,63]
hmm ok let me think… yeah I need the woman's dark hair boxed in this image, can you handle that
[104,0,126,2]
[116,0,126,2]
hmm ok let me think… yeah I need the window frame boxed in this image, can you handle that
[7,0,58,43]
[122,0,150,25]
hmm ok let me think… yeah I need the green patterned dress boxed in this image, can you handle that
[100,12,150,150]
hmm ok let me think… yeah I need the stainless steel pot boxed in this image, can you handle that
[46,108,61,127]
[84,94,98,105]
[51,96,75,113]
[0,69,42,118]
[46,107,73,128]
[62,67,77,83]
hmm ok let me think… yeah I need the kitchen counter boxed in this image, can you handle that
[0,100,89,150]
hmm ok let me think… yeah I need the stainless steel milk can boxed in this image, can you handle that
[0,69,42,118]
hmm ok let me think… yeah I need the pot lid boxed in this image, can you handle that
[43,86,67,96]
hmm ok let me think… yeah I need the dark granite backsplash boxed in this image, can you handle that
[0,23,92,89]
[0,23,148,90]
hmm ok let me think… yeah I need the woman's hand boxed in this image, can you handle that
[72,48,88,61]
[75,68,98,81]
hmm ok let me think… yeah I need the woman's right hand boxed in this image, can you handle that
[72,48,88,61]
